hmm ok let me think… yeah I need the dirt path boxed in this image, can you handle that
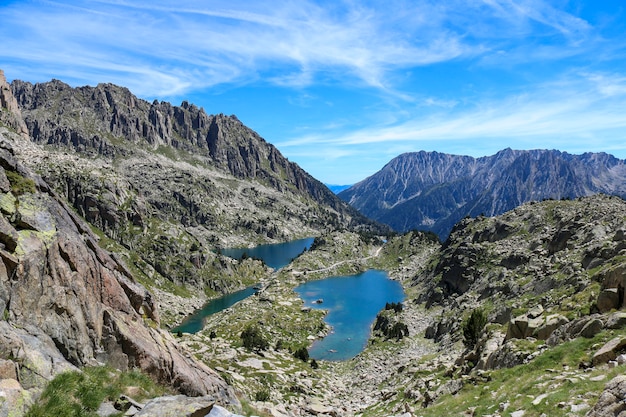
[294,246,383,275]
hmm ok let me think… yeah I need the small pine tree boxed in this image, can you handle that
[462,308,488,349]
[294,347,309,362]
[255,389,270,401]
[241,325,269,351]
[275,340,284,351]
[389,322,409,340]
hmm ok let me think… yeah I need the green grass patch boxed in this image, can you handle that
[6,170,36,196]
[418,329,626,417]
[25,366,168,417]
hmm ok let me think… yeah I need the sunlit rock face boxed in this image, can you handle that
[0,74,239,409]
[340,149,626,239]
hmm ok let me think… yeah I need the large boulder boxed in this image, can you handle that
[505,306,548,340]
[597,265,626,310]
[134,395,217,417]
[546,315,605,346]
[0,378,32,417]
[597,288,621,313]
[592,337,626,366]
[536,314,569,340]
[605,312,626,330]
[586,375,626,417]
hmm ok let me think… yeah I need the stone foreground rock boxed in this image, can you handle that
[0,74,239,413]
[585,375,626,417]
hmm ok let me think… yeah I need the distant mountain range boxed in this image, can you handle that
[339,149,626,240]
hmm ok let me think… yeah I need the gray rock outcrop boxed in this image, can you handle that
[133,395,216,417]
[585,375,626,417]
[0,81,239,411]
[592,337,626,366]
[0,70,28,137]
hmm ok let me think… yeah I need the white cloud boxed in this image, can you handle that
[279,72,626,152]
[1,0,592,95]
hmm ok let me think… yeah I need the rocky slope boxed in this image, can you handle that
[6,73,385,298]
[0,72,242,415]
[3,73,387,296]
[170,195,626,416]
[0,128,238,414]
[388,194,626,416]
[339,149,626,239]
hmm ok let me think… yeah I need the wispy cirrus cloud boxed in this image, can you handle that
[1,1,625,184]
[0,0,598,96]
[279,71,626,152]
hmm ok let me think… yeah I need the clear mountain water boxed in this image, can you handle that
[295,269,404,361]
[173,237,315,334]
[171,286,258,334]
[218,237,315,270]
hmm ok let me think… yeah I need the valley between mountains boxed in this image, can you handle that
[1,71,626,417]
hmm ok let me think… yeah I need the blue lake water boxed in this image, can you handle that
[219,237,315,270]
[172,237,315,334]
[294,269,405,361]
[171,286,258,334]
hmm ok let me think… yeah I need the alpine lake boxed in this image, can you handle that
[173,238,405,361]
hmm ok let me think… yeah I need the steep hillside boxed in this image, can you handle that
[339,149,626,239]
[7,73,385,297]
[0,129,238,414]
[369,194,626,416]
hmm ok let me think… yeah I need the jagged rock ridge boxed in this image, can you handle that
[11,77,368,221]
[6,74,385,296]
[0,71,240,414]
[339,149,626,239]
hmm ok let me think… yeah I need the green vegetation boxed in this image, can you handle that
[241,325,269,351]
[385,302,403,313]
[462,308,488,349]
[293,347,309,362]
[419,329,626,417]
[254,389,270,402]
[6,170,36,195]
[25,366,168,417]
[388,322,409,340]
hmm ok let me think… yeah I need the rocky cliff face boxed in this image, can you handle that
[6,74,385,296]
[339,149,626,239]
[0,70,28,138]
[11,77,367,224]
[412,193,626,361]
[0,74,238,413]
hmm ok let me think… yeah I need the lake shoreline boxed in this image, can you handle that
[295,269,405,361]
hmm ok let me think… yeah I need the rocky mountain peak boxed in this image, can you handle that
[340,149,626,239]
[0,70,28,137]
[10,76,373,228]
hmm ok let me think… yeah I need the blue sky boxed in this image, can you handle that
[2,1,626,184]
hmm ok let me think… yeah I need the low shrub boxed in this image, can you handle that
[241,325,269,351]
[462,308,488,349]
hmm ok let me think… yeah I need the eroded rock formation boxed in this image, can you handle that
[0,77,238,412]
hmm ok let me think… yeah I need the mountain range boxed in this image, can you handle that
[4,69,626,416]
[339,149,626,239]
[7,74,385,296]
